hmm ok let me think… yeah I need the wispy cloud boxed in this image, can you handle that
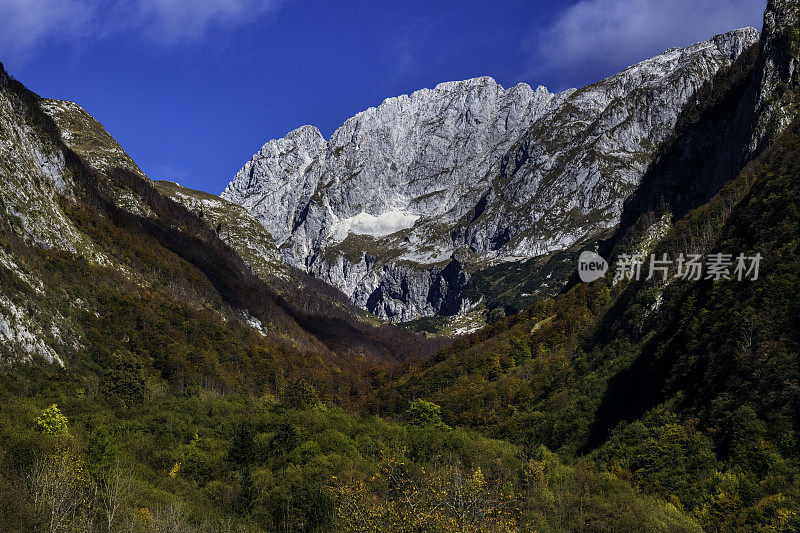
[385,34,420,84]
[383,19,437,87]
[525,0,767,90]
[0,0,286,58]
[134,0,285,44]
[0,0,94,57]
[394,37,417,77]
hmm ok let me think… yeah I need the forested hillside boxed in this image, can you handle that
[371,34,800,530]
[0,58,704,532]
[0,1,798,532]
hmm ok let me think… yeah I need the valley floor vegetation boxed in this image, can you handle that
[1,3,800,529]
[0,367,703,532]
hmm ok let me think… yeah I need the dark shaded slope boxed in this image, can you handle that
[0,60,443,367]
[610,0,799,256]
[607,40,761,254]
[586,0,800,448]
[587,120,800,453]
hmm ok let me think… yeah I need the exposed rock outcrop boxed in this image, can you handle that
[223,29,761,322]
[750,0,800,153]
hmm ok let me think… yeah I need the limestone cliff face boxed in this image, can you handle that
[222,125,328,247]
[0,71,108,363]
[224,29,761,322]
[750,0,800,153]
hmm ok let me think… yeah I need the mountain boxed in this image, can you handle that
[0,62,446,385]
[223,28,760,323]
[1,1,799,531]
[0,65,711,531]
[367,1,800,529]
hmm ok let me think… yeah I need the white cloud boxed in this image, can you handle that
[527,0,767,89]
[0,0,94,56]
[134,0,284,44]
[0,0,285,58]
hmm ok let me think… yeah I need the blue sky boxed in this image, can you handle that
[1,0,766,194]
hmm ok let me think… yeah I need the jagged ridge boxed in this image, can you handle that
[223,28,761,322]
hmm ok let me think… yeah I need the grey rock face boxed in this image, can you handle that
[0,75,98,363]
[223,28,761,322]
[465,29,762,262]
[222,125,328,246]
[750,0,800,153]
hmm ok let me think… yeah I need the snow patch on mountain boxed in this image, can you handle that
[334,210,420,240]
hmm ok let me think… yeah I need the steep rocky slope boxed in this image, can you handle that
[153,180,287,278]
[223,28,760,322]
[750,0,800,153]
[0,75,112,363]
[40,99,286,276]
[0,65,440,369]
[40,99,394,332]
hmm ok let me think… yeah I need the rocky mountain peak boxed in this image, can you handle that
[222,28,761,323]
[711,26,762,59]
[287,124,324,139]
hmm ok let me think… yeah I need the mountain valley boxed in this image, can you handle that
[0,1,798,531]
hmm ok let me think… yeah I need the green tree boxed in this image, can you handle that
[34,404,69,436]
[102,349,146,408]
[229,422,256,515]
[406,399,449,428]
[85,426,117,481]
